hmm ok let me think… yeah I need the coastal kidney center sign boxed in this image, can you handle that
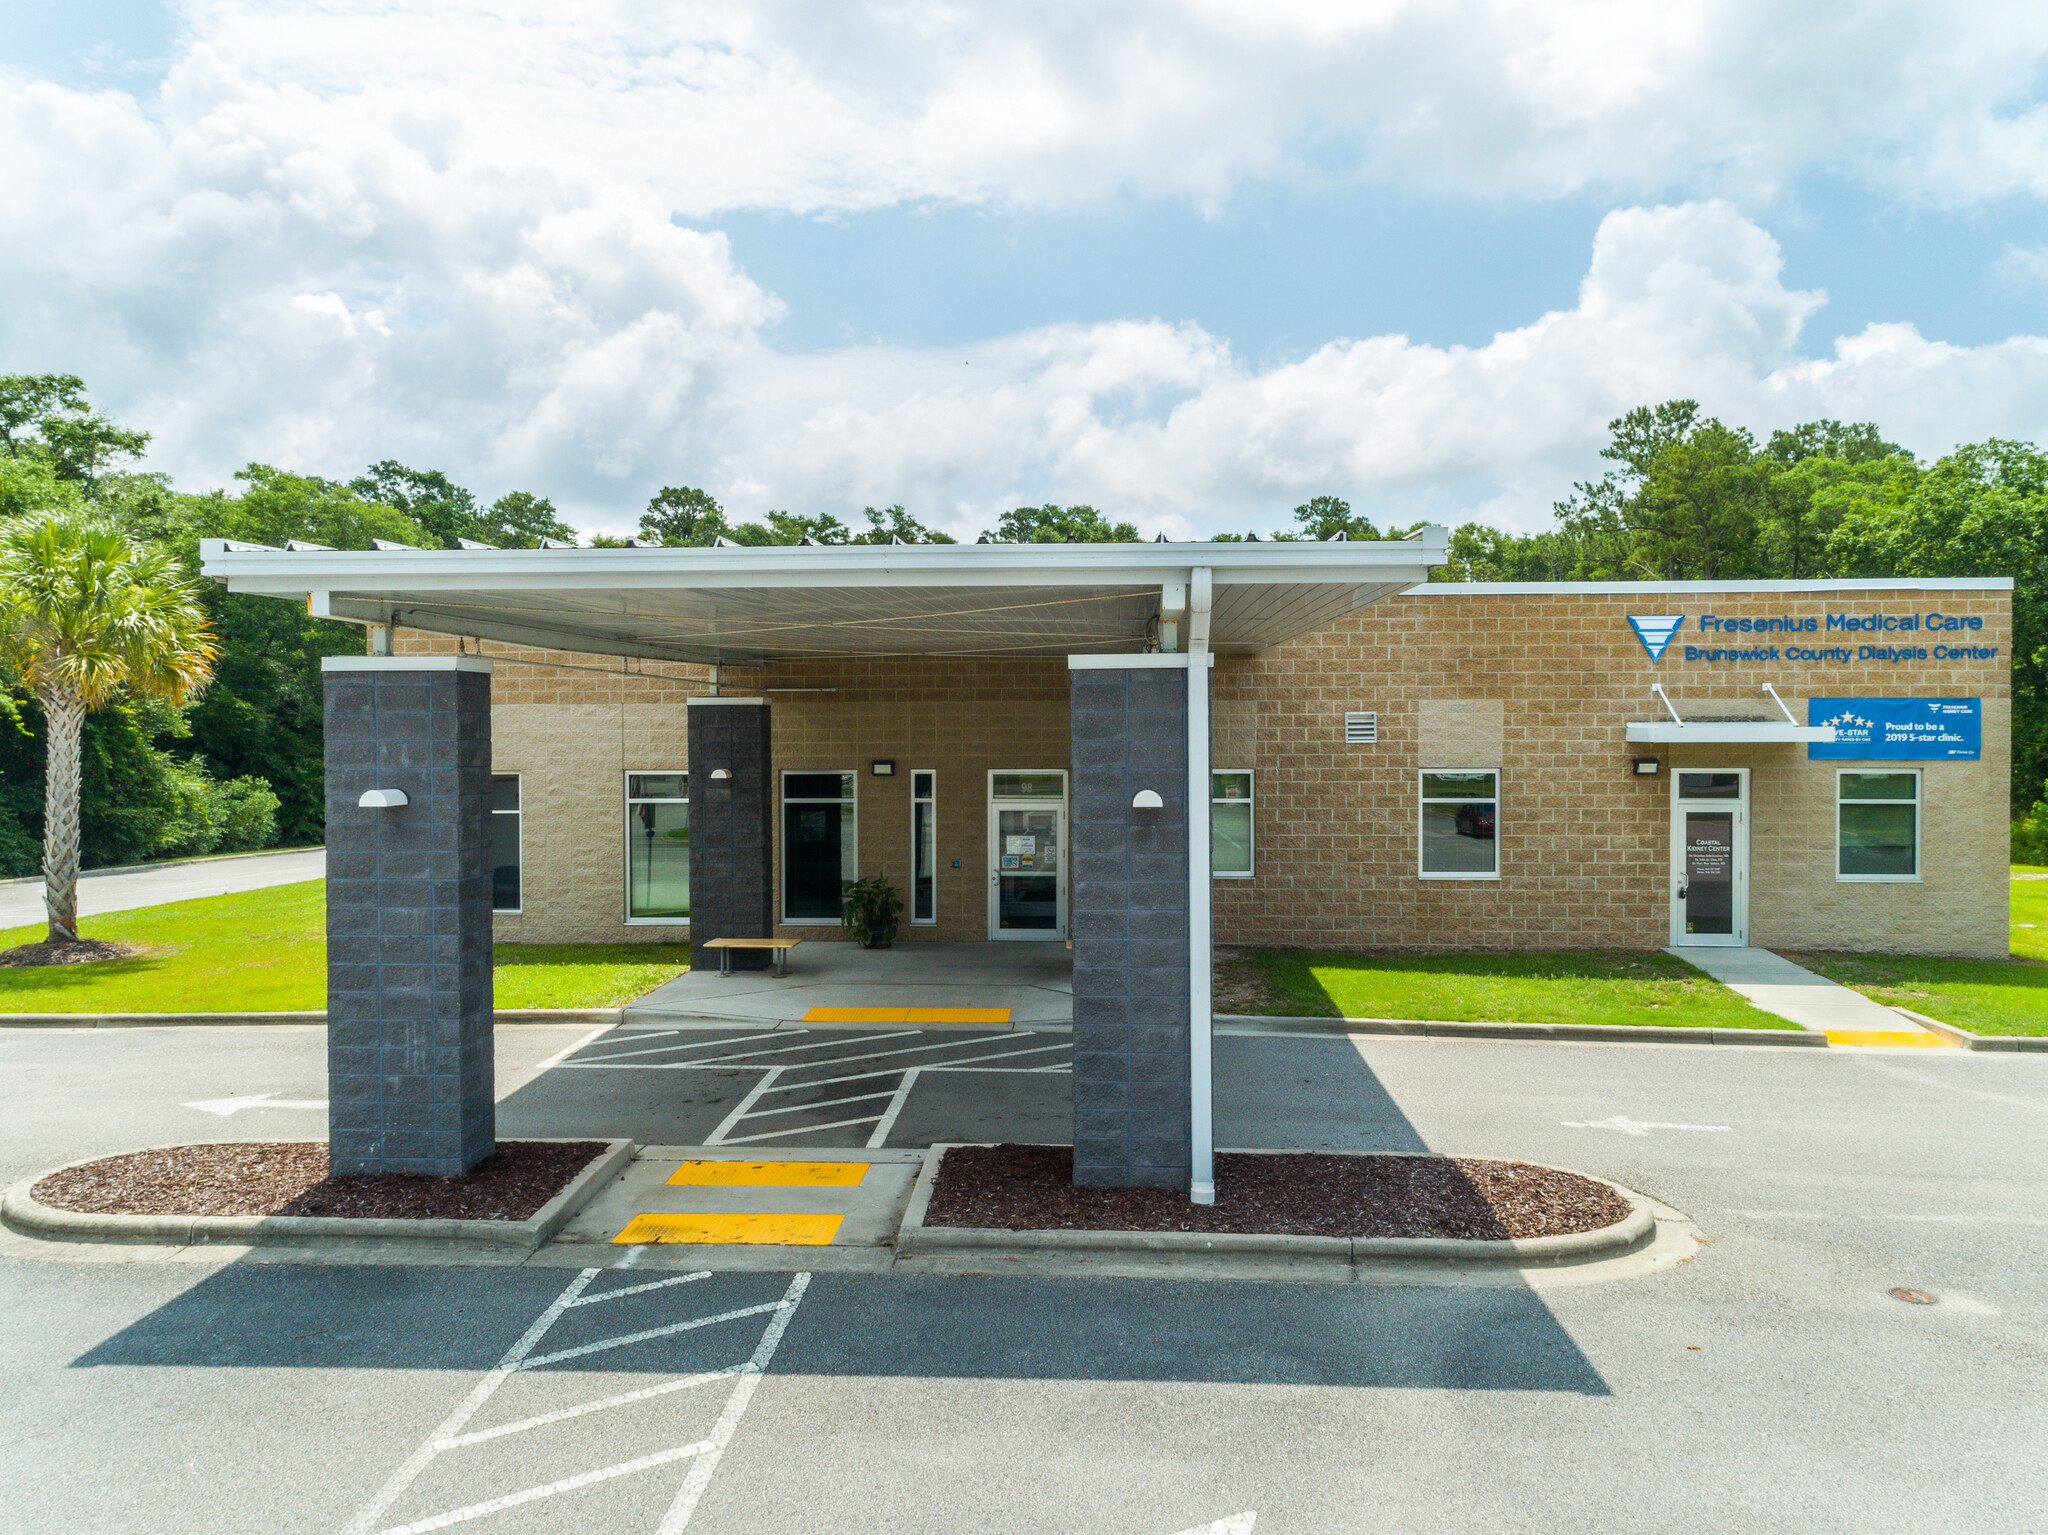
[1626,610,2000,667]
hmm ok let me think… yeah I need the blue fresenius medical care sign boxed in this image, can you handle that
[1807,698,1981,759]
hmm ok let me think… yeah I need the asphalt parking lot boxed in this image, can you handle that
[3,1023,2044,1533]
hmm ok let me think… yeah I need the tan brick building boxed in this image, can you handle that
[410,577,2010,961]
[207,536,2014,1191]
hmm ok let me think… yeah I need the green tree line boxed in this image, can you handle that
[4,374,2043,870]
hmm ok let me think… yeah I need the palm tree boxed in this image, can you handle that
[0,509,216,943]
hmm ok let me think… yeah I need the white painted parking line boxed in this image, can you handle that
[719,1115,898,1146]
[685,1030,1074,1145]
[527,1022,623,1075]
[182,1091,328,1116]
[1167,1514,1256,1535]
[1561,1114,1732,1136]
[341,1270,809,1535]
[866,1067,922,1149]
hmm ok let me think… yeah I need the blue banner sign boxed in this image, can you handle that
[1807,697,1981,759]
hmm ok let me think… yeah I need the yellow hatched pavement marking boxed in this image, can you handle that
[666,1160,869,1187]
[1823,1029,1956,1048]
[803,1006,1011,1024]
[614,1212,845,1245]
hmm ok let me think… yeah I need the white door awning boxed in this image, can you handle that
[1625,721,1836,744]
[1627,684,1837,745]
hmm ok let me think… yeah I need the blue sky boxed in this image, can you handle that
[6,2,2048,538]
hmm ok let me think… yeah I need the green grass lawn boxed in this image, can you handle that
[1221,948,1792,1028]
[0,881,690,1013]
[1783,872,2048,1037]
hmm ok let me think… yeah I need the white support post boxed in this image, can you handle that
[1186,567,1215,1205]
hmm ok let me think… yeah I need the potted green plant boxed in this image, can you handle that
[840,872,904,949]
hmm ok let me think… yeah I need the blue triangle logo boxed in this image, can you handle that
[1627,614,1684,662]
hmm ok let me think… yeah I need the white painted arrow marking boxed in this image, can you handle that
[181,1091,328,1117]
[1561,1115,1730,1136]
[1168,1515,1255,1535]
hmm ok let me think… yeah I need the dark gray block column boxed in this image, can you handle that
[686,698,775,972]
[1068,660,1190,1188]
[322,656,495,1176]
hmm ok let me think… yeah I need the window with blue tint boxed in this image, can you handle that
[1212,771,1253,877]
[490,774,521,912]
[783,772,856,922]
[1838,771,1919,879]
[912,770,936,923]
[625,772,689,920]
[1419,769,1498,878]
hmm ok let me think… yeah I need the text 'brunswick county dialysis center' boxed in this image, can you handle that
[201,533,2014,1194]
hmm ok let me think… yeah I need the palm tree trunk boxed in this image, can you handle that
[41,685,85,944]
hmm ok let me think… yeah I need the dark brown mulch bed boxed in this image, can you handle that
[0,938,147,967]
[31,1141,610,1222]
[924,1144,1631,1241]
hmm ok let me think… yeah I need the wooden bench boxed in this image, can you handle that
[700,936,804,978]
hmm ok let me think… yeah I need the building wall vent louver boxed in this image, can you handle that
[1344,711,1379,744]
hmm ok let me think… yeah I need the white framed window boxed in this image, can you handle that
[1837,770,1920,881]
[490,773,521,913]
[1212,770,1253,877]
[625,772,690,922]
[911,770,937,923]
[783,771,857,924]
[1419,769,1498,879]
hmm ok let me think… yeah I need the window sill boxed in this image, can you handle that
[779,918,842,927]
[625,916,691,925]
[1417,873,1501,882]
[1835,875,1923,884]
[1212,871,1254,880]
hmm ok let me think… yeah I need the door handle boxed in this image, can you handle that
[1677,883,1689,900]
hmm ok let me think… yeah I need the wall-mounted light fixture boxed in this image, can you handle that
[358,789,410,808]
[871,759,896,776]
[1131,789,1164,809]
[709,768,731,780]
[1632,757,1661,777]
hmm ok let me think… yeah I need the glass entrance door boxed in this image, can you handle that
[987,775,1066,941]
[1670,770,1748,946]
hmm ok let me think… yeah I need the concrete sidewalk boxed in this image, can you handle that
[1669,945,1949,1045]
[0,848,325,930]
[626,940,1073,1028]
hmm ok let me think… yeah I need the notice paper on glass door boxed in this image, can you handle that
[1004,835,1036,855]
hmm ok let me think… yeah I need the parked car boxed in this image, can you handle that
[1455,802,1495,838]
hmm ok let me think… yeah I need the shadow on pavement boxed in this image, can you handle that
[70,1266,1607,1394]
[70,1032,1604,1394]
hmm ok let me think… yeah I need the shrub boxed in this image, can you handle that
[2015,800,2048,866]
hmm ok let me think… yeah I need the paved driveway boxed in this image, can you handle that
[3,1024,2044,1533]
[0,847,325,930]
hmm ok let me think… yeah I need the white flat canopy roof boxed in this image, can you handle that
[200,535,1448,665]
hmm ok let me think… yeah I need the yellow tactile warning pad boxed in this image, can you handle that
[613,1212,845,1246]
[803,1006,1011,1024]
[1824,1029,1956,1048]
[665,1160,869,1187]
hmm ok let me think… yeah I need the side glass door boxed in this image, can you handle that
[1670,770,1748,946]
[987,772,1067,941]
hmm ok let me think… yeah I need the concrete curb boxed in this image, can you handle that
[0,1009,623,1029]
[1,1137,635,1250]
[1891,1006,2048,1053]
[896,1144,1660,1267]
[1214,1013,1825,1046]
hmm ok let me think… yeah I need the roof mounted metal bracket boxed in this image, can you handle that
[1651,683,1684,725]
[1762,683,1798,725]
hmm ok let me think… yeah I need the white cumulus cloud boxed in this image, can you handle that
[6,4,2048,538]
